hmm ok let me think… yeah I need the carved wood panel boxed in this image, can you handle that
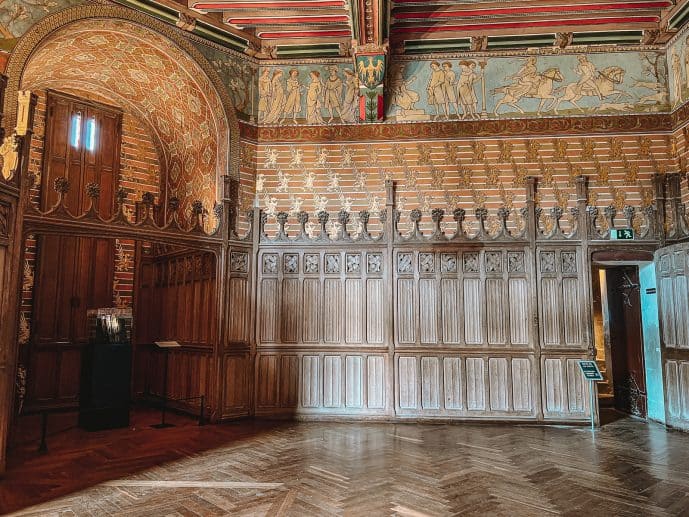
[537,248,586,349]
[656,243,689,431]
[257,248,389,347]
[254,351,390,416]
[393,248,533,348]
[395,353,537,418]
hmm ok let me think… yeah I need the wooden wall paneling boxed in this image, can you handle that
[222,352,250,418]
[656,243,689,431]
[394,353,536,419]
[254,351,389,417]
[221,244,253,418]
[256,246,388,348]
[0,79,33,473]
[541,356,589,420]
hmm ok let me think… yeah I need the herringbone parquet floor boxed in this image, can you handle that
[2,410,689,516]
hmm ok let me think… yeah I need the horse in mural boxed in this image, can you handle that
[552,66,630,114]
[492,68,564,115]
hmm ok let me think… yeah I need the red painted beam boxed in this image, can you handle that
[392,16,660,33]
[257,29,351,37]
[393,2,672,20]
[228,15,349,24]
[192,1,343,9]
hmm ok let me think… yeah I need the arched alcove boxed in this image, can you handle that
[3,4,241,215]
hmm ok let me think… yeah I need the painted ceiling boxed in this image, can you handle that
[134,0,689,57]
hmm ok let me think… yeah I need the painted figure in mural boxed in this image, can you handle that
[493,59,563,115]
[554,60,628,113]
[306,70,325,124]
[323,66,343,122]
[684,37,689,93]
[507,57,540,98]
[574,55,603,100]
[263,69,286,124]
[442,62,459,117]
[282,69,302,124]
[457,61,481,120]
[258,68,272,122]
[427,61,447,119]
[673,47,683,105]
[340,68,359,123]
[389,65,420,111]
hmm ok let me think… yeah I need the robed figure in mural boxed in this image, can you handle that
[442,62,459,118]
[683,37,689,93]
[673,48,683,105]
[258,68,272,122]
[427,61,447,119]
[340,68,359,123]
[306,70,325,124]
[263,69,286,124]
[282,69,302,124]
[324,67,343,122]
[458,60,480,120]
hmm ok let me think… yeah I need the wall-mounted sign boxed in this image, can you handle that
[578,360,604,381]
[610,228,634,240]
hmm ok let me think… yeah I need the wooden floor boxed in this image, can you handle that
[1,410,689,516]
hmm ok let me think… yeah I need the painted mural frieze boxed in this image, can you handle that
[389,52,668,123]
[247,50,670,128]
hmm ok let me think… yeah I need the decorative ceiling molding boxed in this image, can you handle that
[239,113,674,143]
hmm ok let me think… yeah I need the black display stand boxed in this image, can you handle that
[79,309,132,431]
[151,341,181,429]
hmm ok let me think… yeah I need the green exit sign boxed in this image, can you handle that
[611,228,634,240]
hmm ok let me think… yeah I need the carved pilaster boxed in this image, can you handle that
[652,173,666,245]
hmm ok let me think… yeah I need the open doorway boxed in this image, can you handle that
[591,258,665,423]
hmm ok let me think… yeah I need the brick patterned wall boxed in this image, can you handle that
[238,140,258,234]
[253,134,675,237]
[18,89,161,346]
[674,123,689,206]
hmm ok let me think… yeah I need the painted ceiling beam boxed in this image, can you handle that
[391,16,661,34]
[226,15,350,25]
[117,0,258,49]
[257,29,352,38]
[392,2,672,21]
[191,0,345,8]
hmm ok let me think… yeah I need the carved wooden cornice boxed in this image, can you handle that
[240,113,673,143]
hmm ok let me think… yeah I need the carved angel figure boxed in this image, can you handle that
[0,134,19,182]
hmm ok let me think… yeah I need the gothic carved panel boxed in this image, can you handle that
[485,251,503,274]
[367,253,382,274]
[463,252,479,273]
[284,253,298,274]
[325,253,340,274]
[304,253,319,274]
[561,251,577,274]
[346,253,361,274]
[0,202,9,237]
[507,252,525,274]
[540,252,556,273]
[230,251,248,273]
[397,252,413,274]
[263,253,278,274]
[441,253,457,273]
[419,253,435,274]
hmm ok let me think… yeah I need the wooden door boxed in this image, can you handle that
[605,267,647,417]
[655,244,689,431]
[27,92,121,410]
